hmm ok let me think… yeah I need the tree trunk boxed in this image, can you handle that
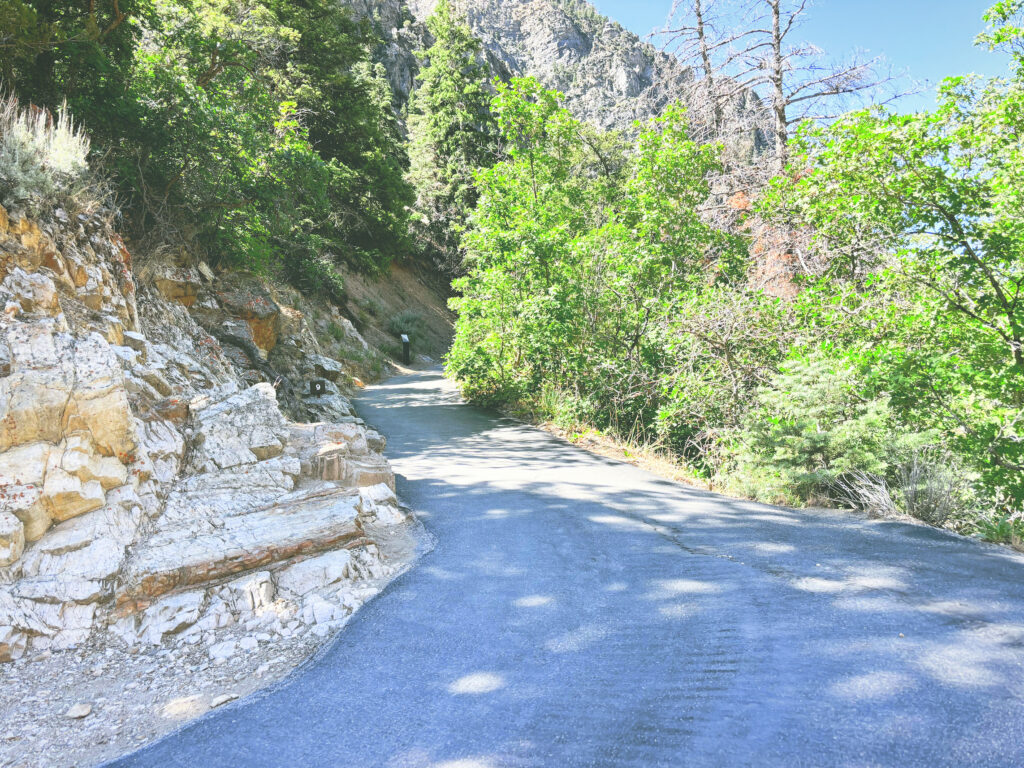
[770,0,788,174]
[694,0,722,139]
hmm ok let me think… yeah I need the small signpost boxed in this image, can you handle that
[309,379,327,396]
[401,334,411,365]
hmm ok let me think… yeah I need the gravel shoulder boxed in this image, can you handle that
[0,517,429,768]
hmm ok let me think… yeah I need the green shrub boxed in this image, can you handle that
[830,448,979,527]
[387,309,429,351]
[732,352,931,501]
[531,382,595,430]
[974,513,1024,548]
[327,322,346,343]
[895,448,977,527]
[4,0,412,279]
[386,309,423,334]
[287,254,346,305]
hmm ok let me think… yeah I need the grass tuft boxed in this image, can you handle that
[0,94,96,215]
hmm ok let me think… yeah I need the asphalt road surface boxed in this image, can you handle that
[107,370,1024,768]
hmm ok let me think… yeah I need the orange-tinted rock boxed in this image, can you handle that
[151,396,189,424]
[153,265,201,308]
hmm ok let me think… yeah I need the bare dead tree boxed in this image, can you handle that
[662,0,913,173]
[660,0,763,145]
[658,0,915,294]
[663,0,720,139]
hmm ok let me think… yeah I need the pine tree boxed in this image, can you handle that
[407,0,499,273]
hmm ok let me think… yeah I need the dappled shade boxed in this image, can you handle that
[111,371,1024,768]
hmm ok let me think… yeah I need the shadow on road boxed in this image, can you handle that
[107,370,1024,768]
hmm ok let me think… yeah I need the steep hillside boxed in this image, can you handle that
[0,201,415,652]
[409,0,694,132]
[0,196,446,762]
[352,0,767,141]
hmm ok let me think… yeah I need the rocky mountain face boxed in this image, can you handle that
[410,0,695,133]
[355,0,766,142]
[0,205,409,664]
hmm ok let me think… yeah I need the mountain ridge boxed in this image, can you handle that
[349,0,770,162]
[347,0,698,132]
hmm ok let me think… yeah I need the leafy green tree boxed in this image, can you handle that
[267,0,412,268]
[3,0,411,294]
[760,70,1024,506]
[447,78,591,402]
[978,0,1024,63]
[121,0,411,278]
[656,286,795,466]
[407,0,499,272]
[0,0,154,149]
[448,79,739,438]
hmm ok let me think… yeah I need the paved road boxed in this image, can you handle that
[109,370,1024,768]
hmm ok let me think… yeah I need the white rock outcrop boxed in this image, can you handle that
[0,205,407,663]
[0,510,23,566]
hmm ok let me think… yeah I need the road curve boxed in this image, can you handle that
[107,370,1024,768]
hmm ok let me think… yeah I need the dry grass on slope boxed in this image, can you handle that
[0,95,104,217]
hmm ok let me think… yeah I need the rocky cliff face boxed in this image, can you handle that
[355,0,766,144]
[358,0,694,132]
[0,205,406,664]
[413,0,695,133]
[352,0,770,151]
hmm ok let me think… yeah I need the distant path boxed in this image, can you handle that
[108,370,1024,767]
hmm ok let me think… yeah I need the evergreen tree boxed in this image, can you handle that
[266,0,412,270]
[407,0,499,273]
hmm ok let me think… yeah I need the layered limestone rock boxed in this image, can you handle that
[0,511,23,566]
[112,541,391,654]
[0,205,407,662]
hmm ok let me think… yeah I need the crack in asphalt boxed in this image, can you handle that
[107,370,1024,768]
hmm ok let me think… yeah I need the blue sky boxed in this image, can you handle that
[588,0,1014,111]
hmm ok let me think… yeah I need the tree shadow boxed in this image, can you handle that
[106,371,1024,768]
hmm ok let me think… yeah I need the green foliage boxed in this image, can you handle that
[979,0,1024,64]
[531,382,593,430]
[387,309,428,352]
[289,252,347,305]
[379,340,404,362]
[268,0,411,255]
[761,70,1024,509]
[123,0,411,275]
[974,511,1024,546]
[446,3,1024,531]
[327,322,346,344]
[0,0,154,149]
[3,0,412,294]
[734,352,930,501]
[407,0,499,272]
[656,287,797,468]
[895,448,978,527]
[447,78,742,431]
